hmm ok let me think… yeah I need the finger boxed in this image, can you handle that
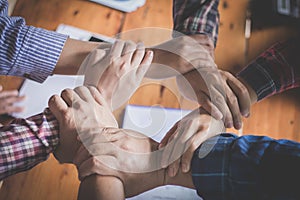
[196,91,223,120]
[74,86,94,102]
[0,105,24,114]
[131,42,145,67]
[209,87,233,127]
[61,88,80,107]
[48,95,68,121]
[121,40,137,63]
[167,158,181,177]
[87,86,107,106]
[159,122,178,149]
[224,83,243,130]
[161,129,179,168]
[228,76,251,117]
[73,145,90,168]
[0,90,19,98]
[180,131,205,173]
[0,95,25,105]
[0,85,2,92]
[110,40,125,58]
[136,50,153,76]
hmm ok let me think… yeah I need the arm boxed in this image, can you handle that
[78,175,125,200]
[238,37,300,101]
[173,0,220,47]
[74,127,196,199]
[0,0,100,82]
[0,108,59,180]
[147,0,219,78]
[191,133,300,199]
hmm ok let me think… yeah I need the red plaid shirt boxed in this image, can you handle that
[238,37,300,101]
[0,109,59,180]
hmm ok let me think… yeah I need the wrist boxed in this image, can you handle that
[238,77,258,105]
[55,38,102,75]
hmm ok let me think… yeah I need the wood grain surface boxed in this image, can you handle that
[0,0,299,199]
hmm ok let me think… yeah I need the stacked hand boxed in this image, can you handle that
[48,86,117,163]
[0,85,25,115]
[79,40,153,110]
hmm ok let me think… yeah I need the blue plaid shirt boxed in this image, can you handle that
[192,133,300,200]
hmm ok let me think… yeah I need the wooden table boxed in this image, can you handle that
[0,0,299,199]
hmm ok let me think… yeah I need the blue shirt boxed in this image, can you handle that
[192,133,300,200]
[0,0,68,82]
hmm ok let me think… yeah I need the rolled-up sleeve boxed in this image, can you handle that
[0,0,68,82]
[173,0,220,47]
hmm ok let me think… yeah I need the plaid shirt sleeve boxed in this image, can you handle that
[173,0,220,47]
[238,38,300,101]
[0,108,59,180]
[191,133,300,199]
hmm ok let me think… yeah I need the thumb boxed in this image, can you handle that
[136,50,153,76]
[48,95,69,122]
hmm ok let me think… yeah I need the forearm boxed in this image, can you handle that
[0,109,59,180]
[54,38,109,75]
[78,175,125,200]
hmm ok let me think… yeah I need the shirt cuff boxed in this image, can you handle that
[9,26,68,83]
[237,60,276,101]
[25,108,60,153]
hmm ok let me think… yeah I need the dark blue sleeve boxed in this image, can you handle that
[191,133,300,200]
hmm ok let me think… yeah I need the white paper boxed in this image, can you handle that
[14,75,84,118]
[122,105,202,200]
[89,0,146,13]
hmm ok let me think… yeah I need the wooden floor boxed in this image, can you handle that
[0,0,299,199]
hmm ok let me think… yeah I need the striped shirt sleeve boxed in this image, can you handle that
[173,0,220,47]
[0,0,68,82]
[237,38,300,101]
[0,108,59,180]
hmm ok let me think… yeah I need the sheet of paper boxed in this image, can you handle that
[89,0,146,13]
[122,105,202,200]
[13,75,84,118]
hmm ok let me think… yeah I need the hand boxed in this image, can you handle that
[147,34,215,78]
[176,69,251,129]
[159,108,225,177]
[79,40,153,110]
[48,86,118,163]
[0,85,25,115]
[73,128,161,197]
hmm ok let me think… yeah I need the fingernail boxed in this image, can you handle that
[158,143,163,149]
[148,51,153,57]
[182,163,188,173]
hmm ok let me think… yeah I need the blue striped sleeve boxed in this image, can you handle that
[0,0,68,82]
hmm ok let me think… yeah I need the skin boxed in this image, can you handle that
[0,85,25,115]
